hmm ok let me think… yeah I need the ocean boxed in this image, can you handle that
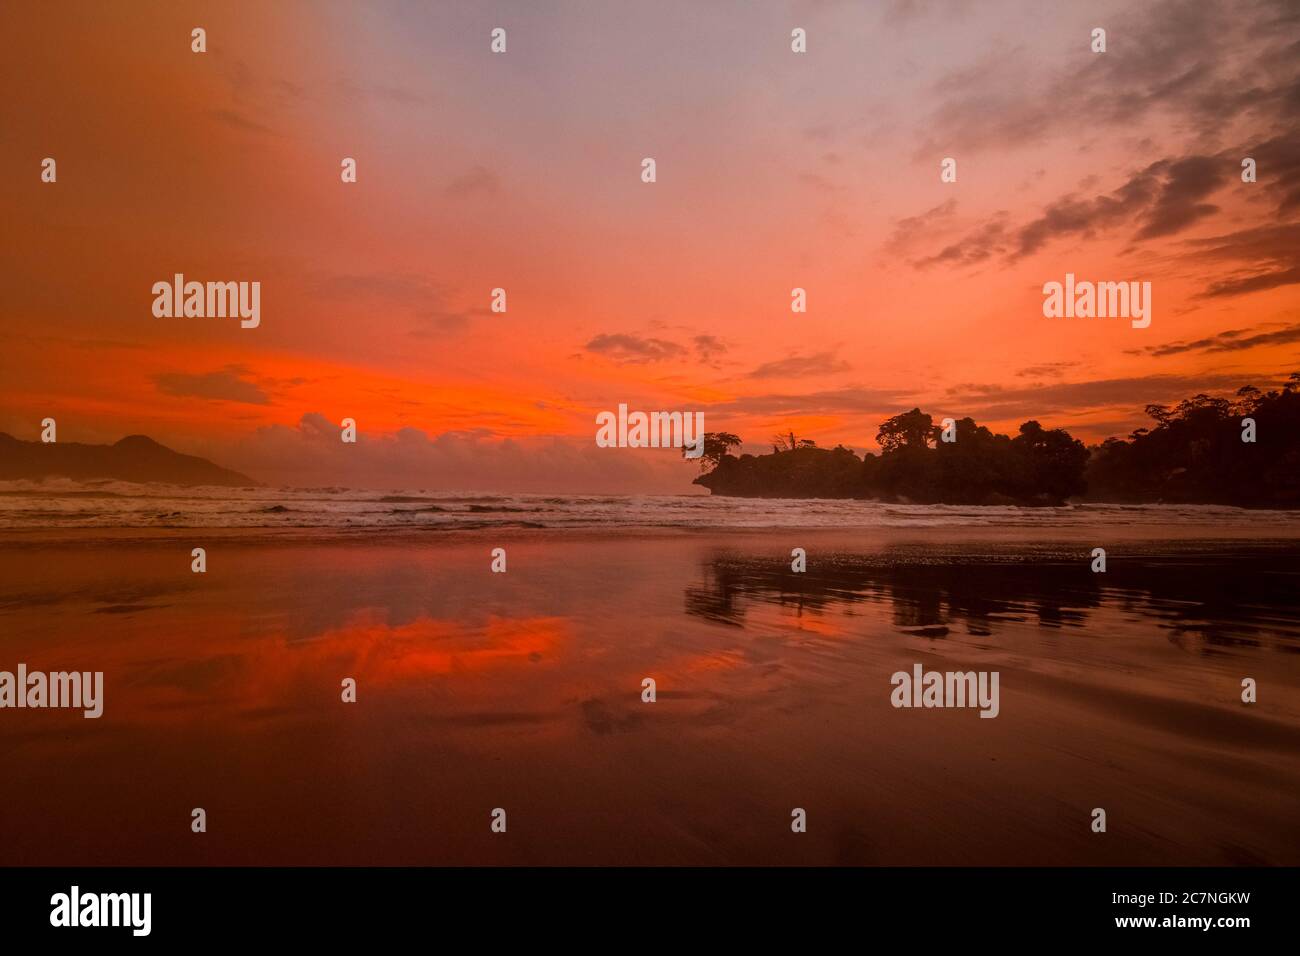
[0,478,1295,532]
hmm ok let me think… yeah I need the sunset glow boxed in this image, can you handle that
[4,0,1297,491]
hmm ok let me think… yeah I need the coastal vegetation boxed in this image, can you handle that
[691,375,1300,507]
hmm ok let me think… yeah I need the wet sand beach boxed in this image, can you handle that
[1,526,1298,865]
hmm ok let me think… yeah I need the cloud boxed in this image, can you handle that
[228,413,692,493]
[706,386,909,416]
[748,352,852,379]
[1255,132,1300,215]
[693,334,728,364]
[1132,155,1224,239]
[1187,222,1300,298]
[901,1,1300,284]
[445,165,500,198]
[584,333,688,364]
[1015,155,1228,258]
[886,199,958,255]
[911,147,1264,268]
[883,0,975,26]
[410,306,493,336]
[154,366,269,405]
[312,272,493,331]
[1127,322,1300,357]
[314,271,434,303]
[915,215,1010,268]
[1015,362,1081,379]
[335,79,427,106]
[1201,268,1300,298]
[915,0,1298,156]
[207,108,274,135]
[1011,169,1159,259]
[583,331,733,366]
[942,372,1263,421]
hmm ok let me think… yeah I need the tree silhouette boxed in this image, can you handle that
[692,375,1299,507]
[1087,373,1300,506]
[688,431,743,470]
[876,408,934,453]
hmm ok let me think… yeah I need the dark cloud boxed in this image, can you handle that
[1015,362,1080,379]
[1012,155,1227,259]
[749,352,851,379]
[1126,322,1300,357]
[917,0,1297,157]
[1012,177,1150,260]
[1188,222,1300,264]
[1188,222,1300,298]
[1202,268,1300,298]
[886,199,957,255]
[585,333,687,363]
[585,331,729,365]
[911,147,1266,269]
[1253,132,1300,215]
[1133,155,1224,239]
[916,215,1010,268]
[903,0,1300,286]
[693,334,728,364]
[154,366,269,405]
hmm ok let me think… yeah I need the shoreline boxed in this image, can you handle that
[3,523,1300,548]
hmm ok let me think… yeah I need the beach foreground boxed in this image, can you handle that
[2,526,1298,866]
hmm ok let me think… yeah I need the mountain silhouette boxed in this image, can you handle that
[0,433,258,487]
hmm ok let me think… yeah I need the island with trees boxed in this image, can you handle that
[689,374,1300,508]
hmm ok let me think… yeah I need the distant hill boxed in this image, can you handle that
[0,433,258,487]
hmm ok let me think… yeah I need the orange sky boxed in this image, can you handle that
[3,0,1297,491]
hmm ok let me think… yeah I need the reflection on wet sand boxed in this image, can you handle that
[0,532,1297,866]
[685,542,1300,651]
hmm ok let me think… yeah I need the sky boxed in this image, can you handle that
[2,0,1298,491]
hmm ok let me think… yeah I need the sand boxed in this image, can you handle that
[1,527,1297,865]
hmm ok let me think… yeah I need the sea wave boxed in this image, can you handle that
[0,479,1296,531]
